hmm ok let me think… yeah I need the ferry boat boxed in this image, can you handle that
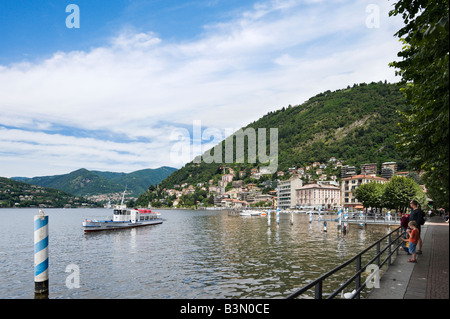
[82,208,163,232]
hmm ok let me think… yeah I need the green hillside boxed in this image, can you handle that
[13,166,177,197]
[157,82,408,190]
[252,81,408,170]
[0,177,100,208]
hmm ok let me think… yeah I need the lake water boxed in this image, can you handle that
[0,208,396,299]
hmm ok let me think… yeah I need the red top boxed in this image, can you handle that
[409,228,419,244]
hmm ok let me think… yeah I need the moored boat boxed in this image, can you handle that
[82,208,163,232]
[239,210,266,216]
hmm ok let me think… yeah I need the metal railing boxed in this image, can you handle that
[286,226,403,299]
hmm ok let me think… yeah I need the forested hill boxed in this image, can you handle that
[159,81,408,189]
[0,177,100,208]
[250,81,407,170]
[13,166,177,197]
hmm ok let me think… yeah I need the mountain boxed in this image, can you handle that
[0,176,100,208]
[156,82,409,190]
[12,166,177,197]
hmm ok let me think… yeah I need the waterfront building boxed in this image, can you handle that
[341,174,388,209]
[296,183,341,210]
[277,175,302,210]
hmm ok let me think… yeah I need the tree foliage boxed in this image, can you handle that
[354,182,385,212]
[390,0,449,209]
[355,176,426,214]
[382,176,426,213]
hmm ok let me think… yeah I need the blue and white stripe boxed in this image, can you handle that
[337,208,342,227]
[34,214,49,283]
[276,208,280,225]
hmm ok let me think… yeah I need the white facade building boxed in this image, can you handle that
[277,175,302,210]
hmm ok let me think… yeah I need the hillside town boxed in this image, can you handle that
[145,158,420,211]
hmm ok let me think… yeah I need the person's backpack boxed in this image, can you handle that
[418,209,426,225]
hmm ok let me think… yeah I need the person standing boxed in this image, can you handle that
[405,221,420,262]
[409,200,425,254]
[399,211,410,254]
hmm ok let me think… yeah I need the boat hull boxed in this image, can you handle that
[82,219,163,232]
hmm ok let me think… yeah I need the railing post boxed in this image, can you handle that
[355,255,361,299]
[396,228,400,256]
[314,281,323,299]
[376,242,381,267]
[388,233,392,266]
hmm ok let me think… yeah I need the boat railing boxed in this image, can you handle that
[286,225,403,299]
[84,216,113,222]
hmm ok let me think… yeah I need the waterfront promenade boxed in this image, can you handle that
[368,216,449,299]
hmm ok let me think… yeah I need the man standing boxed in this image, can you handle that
[409,200,425,254]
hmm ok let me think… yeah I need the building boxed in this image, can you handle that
[222,174,233,183]
[341,174,388,209]
[277,175,302,210]
[341,165,357,178]
[296,183,341,210]
[360,163,377,175]
[396,171,409,177]
[381,162,397,180]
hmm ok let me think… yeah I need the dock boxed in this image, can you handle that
[314,213,402,226]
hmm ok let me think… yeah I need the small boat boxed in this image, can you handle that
[239,210,262,216]
[82,208,163,232]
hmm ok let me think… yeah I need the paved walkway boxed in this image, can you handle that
[368,216,449,299]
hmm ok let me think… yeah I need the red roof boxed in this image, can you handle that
[342,174,387,181]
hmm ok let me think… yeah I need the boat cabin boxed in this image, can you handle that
[113,208,160,223]
[113,209,133,222]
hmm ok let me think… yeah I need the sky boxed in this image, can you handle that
[0,0,405,178]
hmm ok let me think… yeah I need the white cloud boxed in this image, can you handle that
[0,0,404,177]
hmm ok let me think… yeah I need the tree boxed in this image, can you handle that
[382,176,425,213]
[354,182,385,213]
[389,0,449,210]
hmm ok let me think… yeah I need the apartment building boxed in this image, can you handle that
[341,174,388,209]
[341,165,357,178]
[381,162,397,180]
[360,163,377,175]
[277,175,302,210]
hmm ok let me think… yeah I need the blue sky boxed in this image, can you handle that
[0,0,255,65]
[0,0,404,177]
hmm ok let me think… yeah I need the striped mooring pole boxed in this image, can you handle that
[34,210,49,297]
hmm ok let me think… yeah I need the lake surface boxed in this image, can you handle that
[0,208,396,299]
